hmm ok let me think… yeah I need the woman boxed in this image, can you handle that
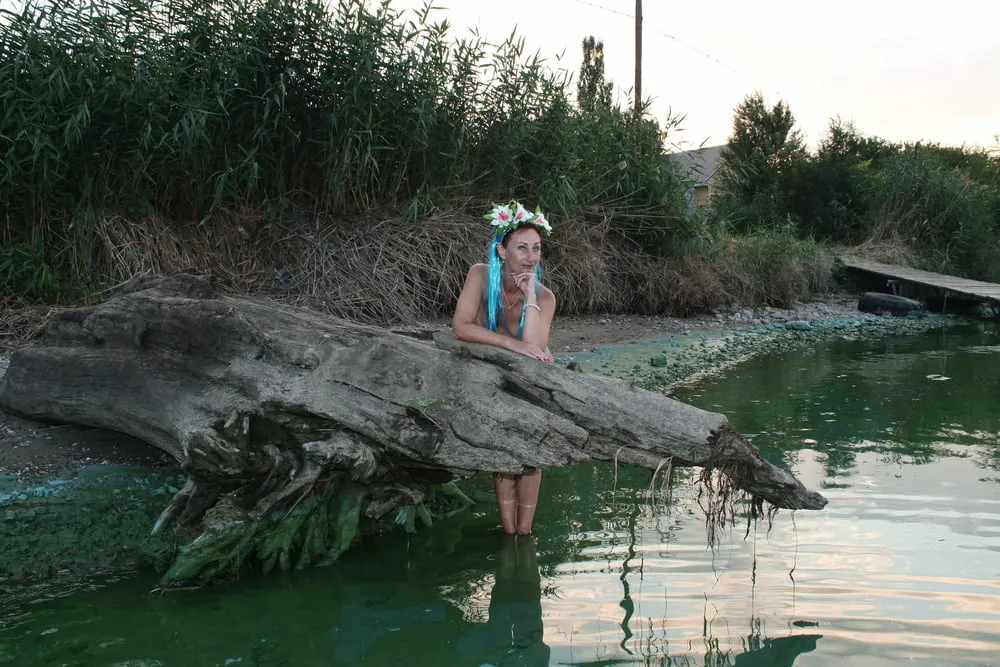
[452,201,556,534]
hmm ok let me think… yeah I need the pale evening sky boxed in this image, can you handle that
[383,0,1000,151]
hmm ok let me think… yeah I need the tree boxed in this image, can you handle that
[793,119,890,241]
[717,92,808,227]
[577,36,613,114]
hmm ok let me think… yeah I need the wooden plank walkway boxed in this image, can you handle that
[840,257,1000,305]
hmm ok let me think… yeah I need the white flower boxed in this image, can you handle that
[485,201,552,237]
[487,204,514,229]
[532,210,552,234]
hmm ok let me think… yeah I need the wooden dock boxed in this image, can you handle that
[840,257,1000,308]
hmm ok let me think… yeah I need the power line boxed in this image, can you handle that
[648,25,760,86]
[567,0,761,87]
[570,0,633,20]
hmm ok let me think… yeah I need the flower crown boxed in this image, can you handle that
[485,201,552,238]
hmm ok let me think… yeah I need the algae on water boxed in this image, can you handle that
[0,467,184,580]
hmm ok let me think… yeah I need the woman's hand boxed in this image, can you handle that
[513,271,537,298]
[513,340,553,363]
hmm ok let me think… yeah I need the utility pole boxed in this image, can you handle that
[634,0,642,118]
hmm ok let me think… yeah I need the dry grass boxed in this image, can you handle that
[842,234,921,267]
[0,297,52,353]
[80,207,691,324]
[1,206,839,354]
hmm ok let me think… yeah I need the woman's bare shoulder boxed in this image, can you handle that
[464,263,488,283]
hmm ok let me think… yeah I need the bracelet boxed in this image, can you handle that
[524,302,541,313]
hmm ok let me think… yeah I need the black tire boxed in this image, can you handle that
[858,291,923,316]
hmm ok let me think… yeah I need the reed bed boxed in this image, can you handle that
[50,207,831,321]
[0,0,832,323]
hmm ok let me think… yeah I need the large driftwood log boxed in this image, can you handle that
[0,274,825,583]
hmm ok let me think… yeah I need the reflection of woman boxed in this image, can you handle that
[456,535,550,665]
[486,534,550,665]
[452,202,556,535]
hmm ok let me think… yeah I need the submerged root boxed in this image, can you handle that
[152,475,475,586]
[151,478,198,535]
[249,460,322,521]
[697,461,782,547]
[698,465,754,547]
[648,456,674,512]
[694,423,825,546]
[426,481,476,519]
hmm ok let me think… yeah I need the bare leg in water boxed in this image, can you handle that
[493,468,543,534]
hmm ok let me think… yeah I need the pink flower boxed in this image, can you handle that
[488,204,515,228]
[512,202,531,222]
[532,211,552,234]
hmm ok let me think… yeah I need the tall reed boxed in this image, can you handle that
[1,0,694,301]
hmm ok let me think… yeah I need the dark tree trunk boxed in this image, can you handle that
[0,274,825,584]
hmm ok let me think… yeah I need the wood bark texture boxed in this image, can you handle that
[0,274,825,580]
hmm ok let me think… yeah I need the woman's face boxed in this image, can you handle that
[499,226,542,275]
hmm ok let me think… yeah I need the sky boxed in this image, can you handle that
[382,0,1000,152]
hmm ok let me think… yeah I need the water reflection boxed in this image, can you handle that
[669,632,822,667]
[676,322,1000,479]
[459,534,550,666]
[2,323,999,666]
[731,632,820,666]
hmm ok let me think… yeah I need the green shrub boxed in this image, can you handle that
[870,149,1000,281]
[0,0,692,301]
[788,120,896,242]
[0,238,55,300]
[713,226,834,307]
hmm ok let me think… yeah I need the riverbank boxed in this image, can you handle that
[0,292,936,481]
[0,293,965,588]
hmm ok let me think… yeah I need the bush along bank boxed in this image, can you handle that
[0,0,840,322]
[0,0,691,307]
[713,95,1000,284]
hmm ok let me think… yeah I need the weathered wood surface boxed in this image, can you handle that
[841,257,1000,305]
[0,274,825,580]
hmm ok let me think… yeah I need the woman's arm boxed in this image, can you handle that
[512,271,556,355]
[452,265,552,361]
[518,284,555,352]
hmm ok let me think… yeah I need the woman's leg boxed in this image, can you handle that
[515,468,542,534]
[493,473,519,534]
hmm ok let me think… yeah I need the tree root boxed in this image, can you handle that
[151,478,197,535]
[153,475,468,586]
[428,481,476,519]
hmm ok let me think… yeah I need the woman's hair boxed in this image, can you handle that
[498,222,542,247]
[484,202,551,332]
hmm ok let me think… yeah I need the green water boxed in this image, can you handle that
[1,323,999,666]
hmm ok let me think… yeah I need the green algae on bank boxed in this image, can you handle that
[0,467,184,583]
[560,313,964,391]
